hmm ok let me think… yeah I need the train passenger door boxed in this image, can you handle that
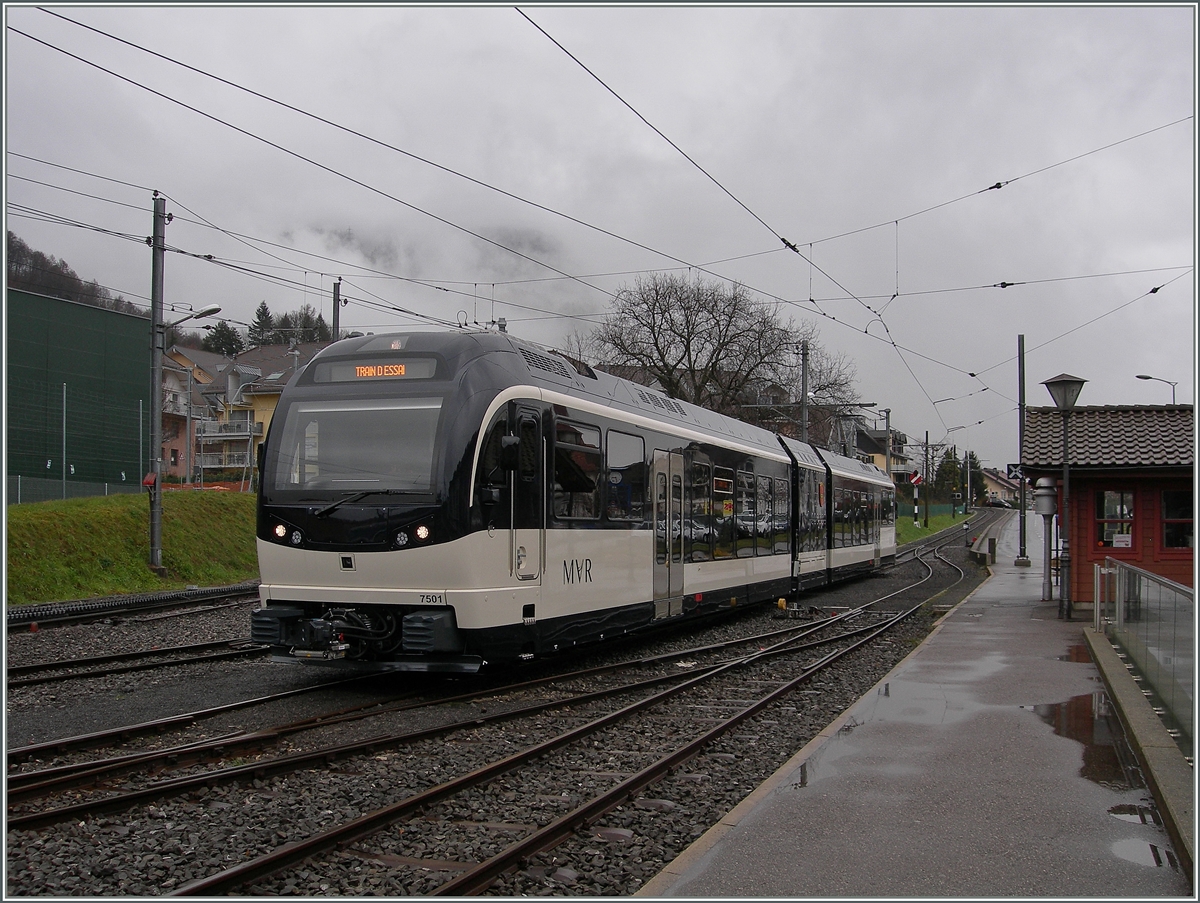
[652,449,685,618]
[511,408,544,582]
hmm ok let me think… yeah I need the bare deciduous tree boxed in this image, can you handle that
[566,273,858,446]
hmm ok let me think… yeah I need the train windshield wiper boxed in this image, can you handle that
[314,489,400,517]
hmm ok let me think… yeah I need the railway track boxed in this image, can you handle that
[6,539,979,896]
[6,638,266,688]
[5,585,261,632]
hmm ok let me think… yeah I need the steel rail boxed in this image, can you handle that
[7,636,257,677]
[168,589,943,896]
[436,607,925,895]
[5,675,369,766]
[6,584,260,630]
[6,645,267,688]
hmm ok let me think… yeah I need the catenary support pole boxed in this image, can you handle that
[1015,334,1031,565]
[148,193,168,575]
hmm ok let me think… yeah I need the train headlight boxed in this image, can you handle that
[415,524,431,542]
[289,530,303,546]
[394,531,409,548]
[274,523,287,539]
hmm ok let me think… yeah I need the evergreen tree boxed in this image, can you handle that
[248,301,275,346]
[274,311,296,345]
[202,319,246,356]
[934,449,962,500]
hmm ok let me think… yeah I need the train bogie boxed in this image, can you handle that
[251,331,895,673]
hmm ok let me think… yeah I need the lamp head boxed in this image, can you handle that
[1041,373,1087,411]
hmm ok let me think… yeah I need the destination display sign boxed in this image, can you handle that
[314,357,438,383]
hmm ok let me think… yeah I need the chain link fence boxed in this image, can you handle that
[6,475,144,505]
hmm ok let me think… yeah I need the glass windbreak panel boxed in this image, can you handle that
[1163,490,1193,549]
[1096,490,1135,548]
[269,397,441,493]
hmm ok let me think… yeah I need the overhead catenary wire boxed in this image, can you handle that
[8,19,1190,424]
[7,24,619,304]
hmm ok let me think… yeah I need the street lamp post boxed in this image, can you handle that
[1041,373,1087,620]
[149,302,221,574]
[1136,374,1177,404]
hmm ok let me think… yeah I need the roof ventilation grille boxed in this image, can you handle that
[635,388,686,417]
[519,347,573,379]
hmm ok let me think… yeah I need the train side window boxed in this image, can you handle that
[518,417,539,479]
[475,417,511,528]
[605,430,645,522]
[713,466,735,559]
[478,417,507,487]
[774,478,790,553]
[736,469,756,558]
[835,486,848,549]
[688,462,713,561]
[671,474,684,564]
[655,473,668,565]
[554,421,601,520]
[756,475,773,555]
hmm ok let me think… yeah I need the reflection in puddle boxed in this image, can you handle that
[1109,803,1161,826]
[1025,691,1141,790]
[1111,838,1180,870]
[1058,644,1092,663]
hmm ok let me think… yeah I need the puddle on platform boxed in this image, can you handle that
[1109,803,1161,826]
[1022,691,1141,790]
[1111,838,1180,870]
[1057,643,1092,663]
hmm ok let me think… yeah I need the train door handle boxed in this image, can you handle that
[516,545,528,571]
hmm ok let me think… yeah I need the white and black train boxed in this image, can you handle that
[251,330,896,673]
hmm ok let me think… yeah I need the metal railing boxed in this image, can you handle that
[197,420,263,438]
[196,452,252,468]
[1095,558,1194,751]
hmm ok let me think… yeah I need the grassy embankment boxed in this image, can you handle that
[6,491,259,606]
[895,510,982,546]
[6,492,983,605]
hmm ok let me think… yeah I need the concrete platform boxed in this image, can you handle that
[639,514,1194,898]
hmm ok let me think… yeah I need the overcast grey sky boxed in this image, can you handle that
[5,4,1195,469]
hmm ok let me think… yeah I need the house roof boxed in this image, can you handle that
[167,345,232,380]
[1022,405,1194,470]
[981,467,1021,492]
[223,342,330,402]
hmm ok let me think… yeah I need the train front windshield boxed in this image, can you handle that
[264,396,443,497]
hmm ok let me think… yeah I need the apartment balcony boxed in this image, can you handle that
[198,420,263,441]
[197,451,253,469]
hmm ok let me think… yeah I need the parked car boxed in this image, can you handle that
[986,498,1013,508]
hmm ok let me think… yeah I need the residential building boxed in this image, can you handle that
[981,467,1022,506]
[197,342,329,483]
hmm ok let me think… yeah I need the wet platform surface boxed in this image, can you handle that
[640,514,1192,898]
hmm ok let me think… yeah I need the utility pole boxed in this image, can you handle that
[799,340,809,445]
[148,192,168,576]
[332,278,342,340]
[882,408,891,482]
[923,430,930,528]
[1015,334,1031,566]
